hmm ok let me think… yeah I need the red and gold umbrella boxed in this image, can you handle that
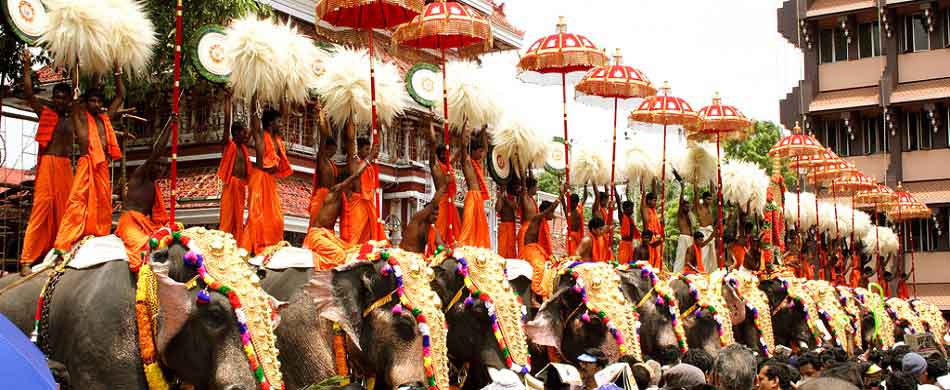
[393,0,491,141]
[628,82,700,270]
[695,92,753,265]
[885,185,932,298]
[575,48,655,241]
[768,122,825,159]
[831,172,877,285]
[855,183,897,285]
[517,17,607,231]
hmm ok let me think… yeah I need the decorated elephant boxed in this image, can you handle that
[668,271,747,356]
[615,263,688,360]
[758,278,821,351]
[0,228,281,390]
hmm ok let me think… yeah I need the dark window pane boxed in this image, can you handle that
[859,23,873,58]
[908,112,920,150]
[834,28,848,60]
[820,29,834,63]
[913,15,929,51]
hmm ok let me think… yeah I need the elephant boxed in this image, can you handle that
[758,278,819,352]
[615,265,686,360]
[0,242,260,390]
[668,274,747,356]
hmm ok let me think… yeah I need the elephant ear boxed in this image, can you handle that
[525,287,570,347]
[154,269,195,355]
[304,262,374,351]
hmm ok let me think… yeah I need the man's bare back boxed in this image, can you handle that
[314,164,367,229]
[400,186,446,253]
[575,236,593,260]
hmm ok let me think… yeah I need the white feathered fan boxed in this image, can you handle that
[570,144,611,185]
[676,142,719,185]
[721,159,769,215]
[104,0,156,76]
[434,61,502,131]
[313,47,410,128]
[491,118,547,174]
[862,226,899,256]
[784,191,817,230]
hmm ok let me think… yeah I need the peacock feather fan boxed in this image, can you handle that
[39,0,114,75]
[313,46,409,129]
[570,144,611,185]
[104,0,156,77]
[434,61,502,131]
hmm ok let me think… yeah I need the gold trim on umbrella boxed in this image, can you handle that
[884,184,932,221]
[769,122,825,158]
[695,92,753,135]
[517,17,608,75]
[788,149,839,170]
[316,0,424,29]
[628,81,700,128]
[806,160,859,183]
[855,184,896,205]
[392,1,492,50]
[575,49,656,100]
[831,172,877,193]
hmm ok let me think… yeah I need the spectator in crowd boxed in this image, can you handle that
[797,352,822,383]
[683,349,715,376]
[757,360,793,390]
[711,345,756,390]
[661,364,706,390]
[797,377,859,390]
[577,349,608,390]
[930,355,950,390]
[887,371,919,390]
[633,360,663,390]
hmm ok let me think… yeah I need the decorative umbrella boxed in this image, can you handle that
[806,159,858,281]
[516,16,607,229]
[393,0,492,142]
[575,48,656,241]
[885,185,932,298]
[695,92,753,266]
[831,173,877,286]
[628,82,700,269]
[0,313,55,389]
[856,184,897,289]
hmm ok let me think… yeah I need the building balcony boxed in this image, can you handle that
[843,153,890,182]
[898,48,950,84]
[906,251,950,284]
[818,56,885,92]
[903,148,950,182]
[805,0,875,19]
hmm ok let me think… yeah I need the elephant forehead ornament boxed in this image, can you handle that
[678,272,735,347]
[451,247,531,374]
[563,262,643,360]
[853,287,895,348]
[884,297,924,337]
[622,261,688,353]
[909,299,947,338]
[777,278,824,346]
[148,226,283,390]
[728,270,775,356]
[805,280,856,353]
[835,287,864,351]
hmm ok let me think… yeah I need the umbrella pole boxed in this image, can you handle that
[660,122,668,271]
[833,184,839,281]
[851,193,856,285]
[440,46,450,143]
[562,72,573,240]
[814,173,822,280]
[874,203,881,290]
[716,131,724,269]
[368,29,382,219]
[797,170,803,276]
[169,0,183,228]
[610,97,618,252]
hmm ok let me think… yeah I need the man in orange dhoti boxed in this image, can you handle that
[495,180,521,258]
[116,127,172,265]
[521,183,565,299]
[400,186,446,255]
[617,201,638,263]
[18,50,75,275]
[563,185,588,256]
[53,70,125,257]
[457,130,491,248]
[682,231,710,275]
[427,123,461,245]
[640,192,663,270]
[305,159,368,270]
[344,121,384,245]
[519,177,552,255]
[240,107,293,254]
[577,218,610,262]
[217,121,250,241]
[307,112,339,228]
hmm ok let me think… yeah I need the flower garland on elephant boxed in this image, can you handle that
[621,261,689,353]
[724,270,774,356]
[835,286,864,351]
[853,287,896,348]
[909,299,947,338]
[804,280,856,352]
[675,272,735,347]
[559,261,643,360]
[775,278,824,346]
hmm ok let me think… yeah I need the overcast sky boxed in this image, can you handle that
[478,0,803,147]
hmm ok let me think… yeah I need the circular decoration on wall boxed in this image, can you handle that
[405,63,440,108]
[3,0,47,44]
[189,25,231,84]
[544,136,568,176]
[487,145,511,185]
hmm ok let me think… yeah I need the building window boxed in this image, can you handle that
[818,119,850,156]
[858,22,881,58]
[945,9,950,48]
[904,14,930,52]
[863,117,888,154]
[906,214,942,252]
[906,111,934,151]
[819,28,849,63]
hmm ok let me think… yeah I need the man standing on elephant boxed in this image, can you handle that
[674,184,695,273]
[400,186,446,254]
[53,66,125,257]
[641,192,663,270]
[563,183,588,255]
[343,120,385,245]
[217,116,250,242]
[457,128,491,248]
[519,175,552,255]
[495,179,521,258]
[427,120,460,246]
[116,125,172,266]
[304,161,370,270]
[683,231,713,275]
[307,110,339,228]
[18,49,76,275]
[521,183,565,298]
[240,102,293,254]
[616,191,639,263]
[694,190,717,271]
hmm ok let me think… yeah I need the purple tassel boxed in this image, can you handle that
[392,304,404,315]
[196,289,211,304]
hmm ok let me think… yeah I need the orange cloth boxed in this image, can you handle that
[497,221,517,258]
[304,227,353,270]
[217,141,251,183]
[648,241,661,270]
[898,280,908,299]
[457,190,490,248]
[517,198,553,255]
[684,244,705,275]
[218,141,250,240]
[53,156,112,252]
[262,132,292,178]
[644,207,662,269]
[116,209,165,266]
[307,159,337,228]
[470,159,490,199]
[35,107,59,149]
[435,161,460,244]
[617,241,634,264]
[617,214,635,263]
[85,112,122,166]
[592,233,611,262]
[521,243,550,297]
[732,243,747,268]
[240,167,284,254]
[20,155,73,264]
[567,205,584,255]
[345,160,384,245]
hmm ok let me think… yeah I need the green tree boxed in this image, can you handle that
[723,120,799,189]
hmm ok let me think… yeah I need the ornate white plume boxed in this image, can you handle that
[225,16,288,105]
[434,61,502,131]
[676,142,719,185]
[783,191,817,230]
[104,0,156,76]
[491,118,547,173]
[720,160,769,215]
[275,21,322,106]
[862,226,899,256]
[621,142,659,184]
[570,144,612,185]
[313,46,409,128]
[39,0,114,75]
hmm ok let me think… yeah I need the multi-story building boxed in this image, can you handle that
[777,0,950,307]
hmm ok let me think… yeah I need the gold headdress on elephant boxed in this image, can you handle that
[909,299,947,339]
[853,287,895,348]
[885,297,924,337]
[804,280,856,353]
[836,286,864,351]
[727,269,775,355]
[561,262,643,360]
[678,271,735,347]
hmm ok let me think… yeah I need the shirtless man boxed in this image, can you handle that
[19,49,76,274]
[457,128,491,247]
[694,190,717,271]
[305,161,370,270]
[427,120,460,244]
[592,186,611,224]
[683,230,714,275]
[521,183,566,298]
[399,186,447,254]
[519,175,552,254]
[115,125,172,264]
[633,230,659,263]
[495,179,521,258]
[307,111,340,227]
[562,183,588,255]
[673,186,694,273]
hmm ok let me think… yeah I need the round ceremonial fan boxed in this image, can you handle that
[487,145,512,185]
[544,136,567,176]
[3,0,47,44]
[189,25,231,84]
[405,63,440,108]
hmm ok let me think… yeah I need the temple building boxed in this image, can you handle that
[777,0,950,308]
